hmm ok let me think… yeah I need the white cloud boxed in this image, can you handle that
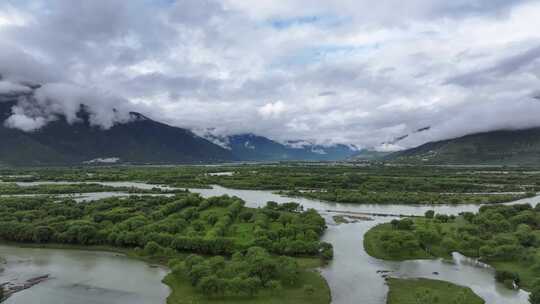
[375,143,405,152]
[258,101,286,119]
[4,106,47,131]
[0,0,539,148]
[3,83,135,131]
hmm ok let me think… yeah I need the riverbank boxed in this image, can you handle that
[385,278,485,304]
[363,208,540,292]
[363,222,446,261]
[0,242,331,304]
[281,190,534,206]
[3,164,540,304]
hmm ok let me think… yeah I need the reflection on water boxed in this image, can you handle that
[0,245,170,304]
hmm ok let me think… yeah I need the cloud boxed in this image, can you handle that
[447,44,540,87]
[258,101,286,119]
[4,83,134,131]
[0,80,31,95]
[375,143,404,152]
[0,0,539,149]
[4,106,47,131]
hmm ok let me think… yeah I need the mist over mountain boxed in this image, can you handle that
[2,1,540,151]
[197,131,358,161]
[0,83,357,165]
[0,88,233,165]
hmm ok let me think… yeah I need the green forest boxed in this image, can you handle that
[2,164,540,303]
[364,203,540,303]
[0,193,332,302]
[2,164,539,205]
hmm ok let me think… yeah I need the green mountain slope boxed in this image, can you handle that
[388,128,540,165]
[0,99,234,165]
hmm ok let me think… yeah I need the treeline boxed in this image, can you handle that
[0,183,177,195]
[0,194,332,259]
[4,165,540,194]
[209,166,540,193]
[284,189,532,205]
[0,167,216,188]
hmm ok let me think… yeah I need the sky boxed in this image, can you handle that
[0,0,539,150]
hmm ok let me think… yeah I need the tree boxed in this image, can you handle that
[396,218,414,230]
[415,228,441,254]
[530,281,540,304]
[515,224,536,247]
[266,201,279,210]
[441,237,458,252]
[319,242,334,260]
[208,256,226,273]
[277,256,300,285]
[228,277,245,295]
[144,241,162,256]
[245,277,261,296]
[189,263,211,285]
[303,284,315,295]
[198,275,224,296]
[267,280,282,295]
[184,254,204,271]
[425,210,435,219]
[33,226,53,243]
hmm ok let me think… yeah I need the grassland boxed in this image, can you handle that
[385,278,484,304]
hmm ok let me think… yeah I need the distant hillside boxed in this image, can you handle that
[0,97,234,166]
[351,149,391,161]
[0,83,357,165]
[388,128,540,165]
[201,132,358,161]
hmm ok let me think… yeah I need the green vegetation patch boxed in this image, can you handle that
[2,165,539,206]
[386,278,484,304]
[365,204,540,295]
[163,248,330,304]
[0,182,177,195]
[0,193,333,302]
[364,222,433,261]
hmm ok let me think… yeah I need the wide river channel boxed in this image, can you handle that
[1,181,538,304]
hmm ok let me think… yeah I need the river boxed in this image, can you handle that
[187,185,535,304]
[0,245,169,304]
[2,181,538,303]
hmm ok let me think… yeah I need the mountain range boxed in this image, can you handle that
[386,127,540,165]
[0,98,235,166]
[198,131,358,162]
[2,81,540,166]
[0,88,357,165]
